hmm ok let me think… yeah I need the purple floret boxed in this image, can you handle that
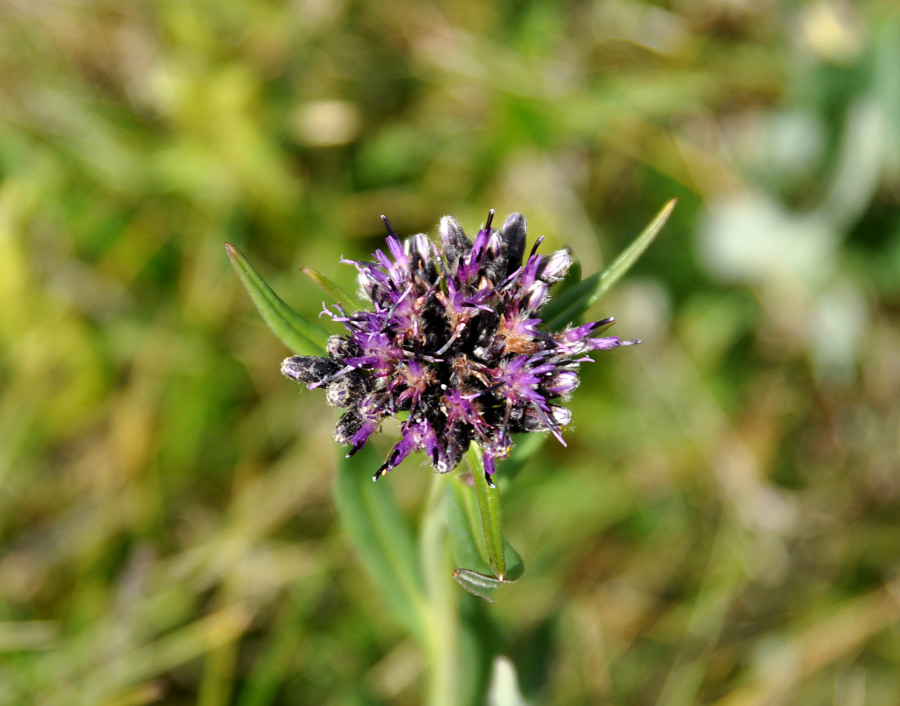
[282,211,639,482]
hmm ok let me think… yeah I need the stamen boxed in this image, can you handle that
[379,284,413,331]
[436,325,465,355]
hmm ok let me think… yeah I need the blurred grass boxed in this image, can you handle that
[1,0,900,704]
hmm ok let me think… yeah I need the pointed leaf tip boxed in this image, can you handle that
[545,199,677,328]
[225,243,330,355]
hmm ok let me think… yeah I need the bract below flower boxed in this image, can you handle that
[282,212,638,482]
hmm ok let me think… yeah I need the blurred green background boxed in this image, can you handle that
[2,0,899,704]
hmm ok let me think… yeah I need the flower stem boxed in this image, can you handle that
[419,473,460,706]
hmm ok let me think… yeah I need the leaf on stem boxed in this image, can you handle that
[468,446,507,580]
[452,539,523,602]
[453,569,501,602]
[225,243,330,355]
[545,198,677,329]
[448,478,494,577]
[464,446,525,584]
[333,445,429,641]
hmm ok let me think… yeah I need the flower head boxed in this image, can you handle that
[282,211,638,482]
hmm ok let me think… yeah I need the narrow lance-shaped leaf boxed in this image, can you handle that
[464,448,526,587]
[545,198,677,329]
[225,243,330,355]
[448,476,522,601]
[447,477,494,577]
[467,445,511,580]
[466,443,524,581]
[333,445,429,641]
[448,479,524,600]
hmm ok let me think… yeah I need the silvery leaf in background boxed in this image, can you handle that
[697,192,838,288]
[697,193,867,379]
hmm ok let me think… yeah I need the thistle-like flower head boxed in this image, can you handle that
[282,212,638,482]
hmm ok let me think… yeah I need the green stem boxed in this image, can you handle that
[419,474,459,706]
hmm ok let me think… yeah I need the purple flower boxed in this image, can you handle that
[282,211,639,483]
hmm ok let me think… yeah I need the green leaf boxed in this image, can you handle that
[501,539,524,582]
[465,445,526,584]
[332,445,428,641]
[447,470,525,600]
[448,473,523,602]
[448,478,494,577]
[225,243,330,355]
[545,198,677,329]
[300,266,362,313]
[467,446,506,579]
[453,569,501,602]
[452,539,523,601]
